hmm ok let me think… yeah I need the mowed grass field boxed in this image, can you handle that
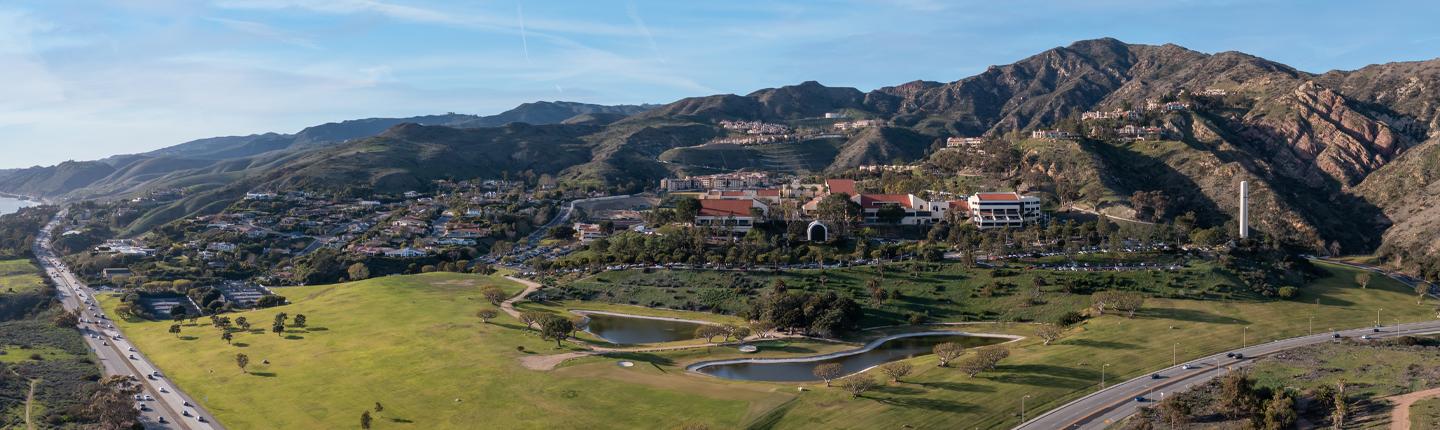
[1411,397,1440,429]
[0,258,45,294]
[99,272,786,430]
[105,263,1439,429]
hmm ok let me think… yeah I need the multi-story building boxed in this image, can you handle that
[694,199,769,233]
[966,192,1042,229]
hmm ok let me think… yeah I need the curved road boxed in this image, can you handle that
[1017,257,1440,430]
[36,213,221,430]
[1015,320,1440,429]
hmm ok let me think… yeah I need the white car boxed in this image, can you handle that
[143,395,154,401]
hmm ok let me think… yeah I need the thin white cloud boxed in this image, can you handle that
[211,0,639,36]
[205,17,321,49]
[626,1,664,63]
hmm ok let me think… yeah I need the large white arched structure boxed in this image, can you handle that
[806,220,829,242]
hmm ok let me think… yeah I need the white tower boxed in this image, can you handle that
[1239,181,1250,239]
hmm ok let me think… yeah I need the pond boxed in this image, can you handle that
[689,332,1012,382]
[579,311,711,345]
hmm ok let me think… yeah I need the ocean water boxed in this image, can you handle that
[0,196,36,216]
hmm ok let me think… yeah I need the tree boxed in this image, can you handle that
[878,362,913,383]
[169,324,181,338]
[695,325,726,343]
[1418,283,1430,304]
[813,363,844,386]
[1355,272,1371,289]
[361,410,373,429]
[675,197,701,223]
[347,262,371,281]
[1036,323,1065,345]
[1262,390,1297,430]
[547,225,575,240]
[1218,370,1259,419]
[933,342,965,367]
[957,345,1009,377]
[518,310,545,330]
[52,309,79,328]
[836,374,878,398]
[272,323,285,336]
[86,375,143,430]
[1157,394,1191,428]
[293,314,307,327]
[538,315,574,347]
[476,309,498,324]
[256,294,287,308]
[1091,291,1145,318]
[1331,380,1349,428]
[221,331,233,344]
[816,193,861,235]
[875,205,907,224]
[235,353,250,373]
[481,285,508,305]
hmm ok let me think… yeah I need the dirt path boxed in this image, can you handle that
[500,276,543,319]
[1387,387,1440,429]
[24,379,37,430]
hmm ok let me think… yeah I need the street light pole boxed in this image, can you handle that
[1172,343,1178,367]
[1101,363,1111,388]
[1243,326,1249,349]
[1377,308,1383,326]
[1021,394,1032,422]
[1309,315,1314,336]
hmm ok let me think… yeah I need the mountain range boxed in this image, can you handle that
[2,38,1438,280]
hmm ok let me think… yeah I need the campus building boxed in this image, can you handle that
[966,192,1043,229]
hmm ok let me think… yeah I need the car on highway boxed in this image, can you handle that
[158,417,167,424]
[143,395,154,401]
[1181,364,1195,370]
[1134,396,1147,402]
[1361,335,1372,340]
[159,387,169,393]
[128,347,136,352]
[129,354,138,360]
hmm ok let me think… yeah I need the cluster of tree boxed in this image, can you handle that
[1219,240,1320,297]
[1133,370,1305,430]
[693,324,752,343]
[292,248,492,285]
[516,310,582,347]
[0,205,56,258]
[744,282,863,338]
[1090,291,1146,318]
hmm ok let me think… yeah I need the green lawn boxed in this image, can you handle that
[105,263,1440,430]
[0,258,45,294]
[101,272,787,430]
[558,259,1236,328]
[1411,396,1440,429]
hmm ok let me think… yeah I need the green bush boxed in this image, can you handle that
[1277,286,1299,299]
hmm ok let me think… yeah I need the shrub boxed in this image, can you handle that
[1277,286,1299,299]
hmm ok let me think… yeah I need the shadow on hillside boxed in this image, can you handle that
[1058,338,1138,350]
[600,351,676,367]
[1303,291,1356,307]
[1151,307,1249,325]
[232,343,249,348]
[918,381,996,393]
[305,326,329,331]
[871,384,926,396]
[284,335,304,340]
[999,363,1100,381]
[875,396,978,413]
[249,371,277,377]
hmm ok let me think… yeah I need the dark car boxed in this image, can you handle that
[1233,353,1245,359]
[1150,373,1161,379]
[1134,396,1147,402]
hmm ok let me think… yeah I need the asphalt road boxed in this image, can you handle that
[1016,258,1440,430]
[35,214,221,430]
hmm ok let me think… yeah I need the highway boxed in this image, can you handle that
[1015,320,1440,429]
[1015,258,1440,430]
[34,213,221,430]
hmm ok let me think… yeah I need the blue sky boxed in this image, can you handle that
[2,0,1438,168]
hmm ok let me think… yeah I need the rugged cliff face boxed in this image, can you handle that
[1242,82,1406,187]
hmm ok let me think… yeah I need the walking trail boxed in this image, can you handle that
[1388,387,1440,430]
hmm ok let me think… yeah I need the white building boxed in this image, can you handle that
[694,199,769,233]
[966,192,1042,229]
